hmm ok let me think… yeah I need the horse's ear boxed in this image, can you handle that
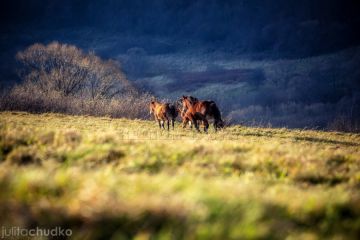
[189,96,197,101]
[182,95,186,99]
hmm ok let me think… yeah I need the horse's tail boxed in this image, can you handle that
[210,102,223,123]
[169,105,178,119]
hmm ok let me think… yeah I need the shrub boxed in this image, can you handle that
[0,42,152,119]
[16,42,135,98]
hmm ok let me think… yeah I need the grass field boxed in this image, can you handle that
[0,111,360,239]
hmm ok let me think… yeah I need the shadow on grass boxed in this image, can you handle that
[235,131,358,146]
[294,174,348,186]
[1,199,359,239]
[292,136,359,146]
[1,204,188,240]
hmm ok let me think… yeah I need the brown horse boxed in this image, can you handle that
[175,101,194,128]
[181,96,224,132]
[149,100,177,130]
[180,97,209,132]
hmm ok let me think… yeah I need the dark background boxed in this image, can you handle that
[1,0,360,128]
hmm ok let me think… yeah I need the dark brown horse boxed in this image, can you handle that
[149,100,178,130]
[181,96,224,132]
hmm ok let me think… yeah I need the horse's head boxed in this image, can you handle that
[181,96,192,113]
[181,95,194,108]
[149,100,156,115]
[188,96,198,104]
[217,119,225,129]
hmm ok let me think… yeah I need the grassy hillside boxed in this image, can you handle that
[0,111,360,239]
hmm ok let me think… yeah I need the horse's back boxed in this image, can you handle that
[156,103,178,119]
[197,100,222,120]
[194,101,215,116]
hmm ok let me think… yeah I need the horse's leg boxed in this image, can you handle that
[155,115,160,129]
[154,115,161,129]
[182,118,188,128]
[167,118,170,131]
[193,118,200,132]
[172,118,175,130]
[203,119,209,133]
[213,120,217,132]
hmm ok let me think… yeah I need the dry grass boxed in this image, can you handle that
[0,111,360,239]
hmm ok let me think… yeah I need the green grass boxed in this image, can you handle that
[0,111,360,239]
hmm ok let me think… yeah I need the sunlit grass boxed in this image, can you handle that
[0,111,360,239]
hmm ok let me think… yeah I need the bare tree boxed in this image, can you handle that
[86,55,135,100]
[16,42,135,98]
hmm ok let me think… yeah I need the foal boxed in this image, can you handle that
[149,100,177,130]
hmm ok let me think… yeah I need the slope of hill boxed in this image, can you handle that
[1,111,360,239]
[129,46,360,129]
